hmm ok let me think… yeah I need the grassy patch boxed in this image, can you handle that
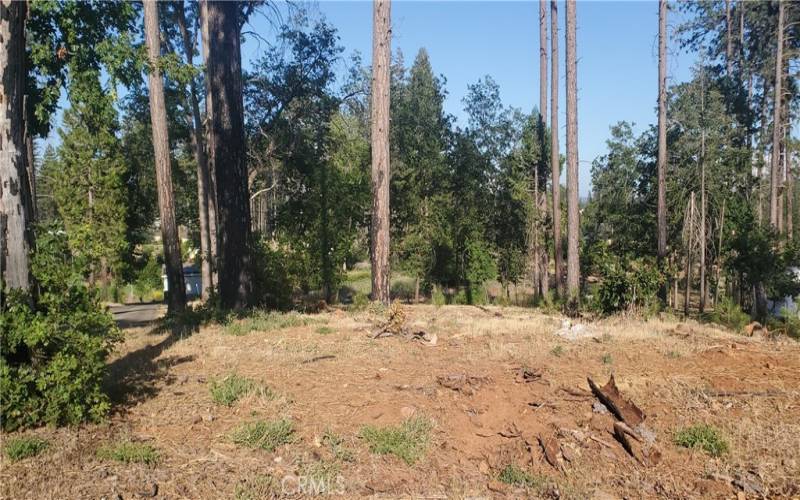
[225,311,324,336]
[601,353,613,364]
[210,373,261,406]
[96,441,159,465]
[550,345,564,357]
[231,419,295,452]
[234,474,280,500]
[2,436,48,463]
[666,350,682,359]
[674,424,729,457]
[498,464,545,488]
[360,416,433,465]
[316,326,334,335]
[322,430,355,462]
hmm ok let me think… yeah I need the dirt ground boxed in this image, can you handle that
[2,305,799,499]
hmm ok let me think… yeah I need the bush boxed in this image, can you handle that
[0,227,120,431]
[431,286,446,306]
[249,238,296,310]
[674,424,729,457]
[708,297,750,332]
[2,436,49,463]
[594,256,662,316]
[133,252,162,302]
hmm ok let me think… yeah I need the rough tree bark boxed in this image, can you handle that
[565,0,579,303]
[769,0,784,229]
[143,0,186,313]
[657,0,668,301]
[0,0,33,298]
[699,70,706,313]
[202,0,252,309]
[685,193,695,316]
[370,0,391,304]
[199,0,219,289]
[725,0,733,77]
[176,1,214,301]
[538,0,549,298]
[550,0,562,297]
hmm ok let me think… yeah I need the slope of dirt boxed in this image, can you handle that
[2,305,799,499]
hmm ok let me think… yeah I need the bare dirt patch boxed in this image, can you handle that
[2,305,799,499]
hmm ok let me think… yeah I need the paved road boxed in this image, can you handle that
[109,302,165,329]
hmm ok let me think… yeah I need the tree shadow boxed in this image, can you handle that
[104,320,200,410]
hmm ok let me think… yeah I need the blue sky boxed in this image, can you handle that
[243,0,698,195]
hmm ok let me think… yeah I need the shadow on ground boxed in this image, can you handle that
[104,318,200,410]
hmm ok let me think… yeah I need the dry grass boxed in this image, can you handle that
[2,304,799,499]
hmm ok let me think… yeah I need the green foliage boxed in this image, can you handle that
[210,374,258,406]
[1,227,120,431]
[2,436,49,463]
[133,251,162,302]
[96,441,159,465]
[674,424,729,457]
[249,239,296,310]
[360,416,433,465]
[498,464,545,488]
[230,419,295,452]
[550,345,565,357]
[708,297,750,332]
[592,246,663,315]
[431,286,446,306]
[316,326,334,335]
[601,353,613,365]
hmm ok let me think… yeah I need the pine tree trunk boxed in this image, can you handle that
[199,0,219,289]
[550,0,562,297]
[725,0,733,77]
[538,0,549,298]
[144,0,186,313]
[370,0,391,304]
[769,0,784,229]
[657,0,668,300]
[715,199,725,306]
[176,0,214,301]
[685,193,695,316]
[0,0,33,298]
[699,72,707,313]
[787,137,794,240]
[203,0,252,309]
[565,0,579,303]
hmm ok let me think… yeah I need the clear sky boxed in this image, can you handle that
[243,0,698,196]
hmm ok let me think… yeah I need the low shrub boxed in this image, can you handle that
[674,424,729,457]
[431,286,446,307]
[231,419,295,451]
[594,256,662,316]
[2,436,49,463]
[360,416,433,465]
[708,297,750,332]
[96,440,159,465]
[0,226,120,431]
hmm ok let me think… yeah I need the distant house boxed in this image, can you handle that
[162,264,202,299]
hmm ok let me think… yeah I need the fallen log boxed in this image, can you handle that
[587,375,644,426]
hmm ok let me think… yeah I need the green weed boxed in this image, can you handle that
[96,441,159,465]
[231,419,295,452]
[674,424,729,457]
[360,416,433,465]
[2,436,48,463]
